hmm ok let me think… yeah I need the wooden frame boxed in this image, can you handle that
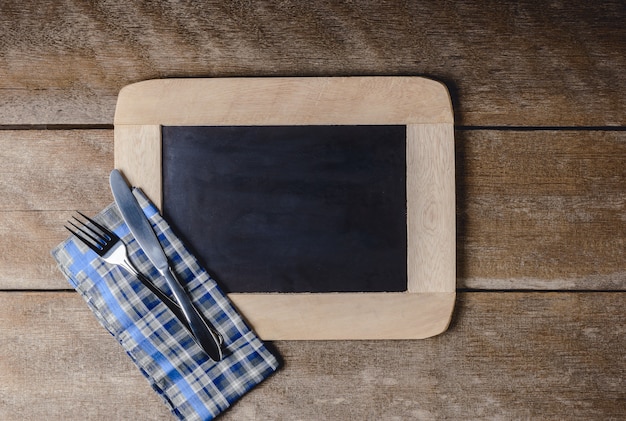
[114,77,455,340]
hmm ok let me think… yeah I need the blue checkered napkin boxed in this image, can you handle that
[51,189,280,421]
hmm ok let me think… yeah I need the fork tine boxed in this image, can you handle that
[68,219,105,248]
[65,224,101,250]
[77,211,116,241]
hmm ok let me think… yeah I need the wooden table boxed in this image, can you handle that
[1,1,624,419]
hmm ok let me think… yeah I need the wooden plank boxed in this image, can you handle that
[0,0,624,126]
[457,130,626,290]
[0,211,76,289]
[0,130,113,211]
[0,130,112,289]
[1,129,623,291]
[1,291,623,420]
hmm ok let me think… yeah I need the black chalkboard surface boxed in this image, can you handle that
[162,125,407,293]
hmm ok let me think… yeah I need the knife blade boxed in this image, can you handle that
[109,169,223,361]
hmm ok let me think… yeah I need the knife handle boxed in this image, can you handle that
[161,266,224,362]
[135,270,222,346]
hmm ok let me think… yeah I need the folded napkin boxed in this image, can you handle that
[51,189,279,421]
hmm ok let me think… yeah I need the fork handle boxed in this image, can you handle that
[117,259,184,319]
[119,259,223,346]
[134,271,191,329]
[161,266,224,362]
[117,259,198,335]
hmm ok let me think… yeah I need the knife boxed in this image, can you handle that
[109,169,223,361]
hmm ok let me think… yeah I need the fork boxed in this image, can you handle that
[66,212,222,346]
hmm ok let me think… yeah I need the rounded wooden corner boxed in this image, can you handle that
[423,78,454,124]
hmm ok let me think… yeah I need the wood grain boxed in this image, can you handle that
[0,130,112,289]
[1,1,623,419]
[0,292,168,420]
[1,291,623,420]
[0,130,112,211]
[115,77,454,125]
[1,129,623,291]
[407,124,456,293]
[0,0,624,126]
[0,211,78,289]
[457,129,626,290]
[113,124,162,205]
[228,292,455,340]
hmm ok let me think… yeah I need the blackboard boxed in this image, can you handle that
[114,77,457,339]
[162,125,407,293]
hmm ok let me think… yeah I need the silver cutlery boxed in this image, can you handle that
[110,169,224,362]
[66,212,223,350]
